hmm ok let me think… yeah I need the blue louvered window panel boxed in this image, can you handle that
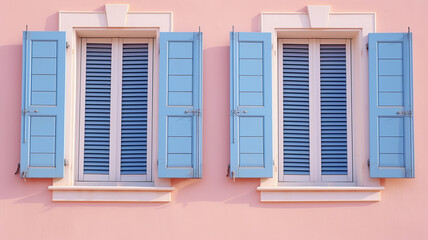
[283,44,310,175]
[80,39,152,182]
[320,44,348,175]
[281,39,350,182]
[121,43,148,175]
[83,43,112,175]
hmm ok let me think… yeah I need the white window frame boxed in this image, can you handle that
[257,7,384,202]
[279,38,353,183]
[77,37,153,184]
[49,5,174,202]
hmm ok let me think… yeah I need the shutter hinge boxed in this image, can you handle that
[366,43,369,50]
[15,163,20,175]
[157,159,159,166]
[22,171,27,182]
[64,158,68,166]
[66,42,70,49]
[367,159,370,167]
[226,164,230,177]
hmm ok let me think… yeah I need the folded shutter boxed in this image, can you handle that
[20,31,66,178]
[158,32,203,178]
[229,32,273,178]
[369,33,414,178]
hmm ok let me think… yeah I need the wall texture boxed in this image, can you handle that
[1,0,428,239]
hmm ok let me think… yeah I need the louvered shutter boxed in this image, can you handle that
[230,32,273,178]
[320,44,348,175]
[20,31,66,178]
[282,44,310,176]
[121,43,149,175]
[369,33,414,178]
[82,42,112,175]
[158,32,203,178]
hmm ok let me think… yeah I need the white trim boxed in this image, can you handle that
[49,186,173,202]
[260,8,380,192]
[257,186,383,202]
[53,6,172,202]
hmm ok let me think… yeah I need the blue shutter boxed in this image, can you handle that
[121,43,149,175]
[369,33,414,178]
[320,44,348,175]
[158,32,203,178]
[83,43,112,175]
[20,31,66,178]
[282,44,310,175]
[230,32,273,178]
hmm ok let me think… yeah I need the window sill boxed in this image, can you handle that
[257,186,384,202]
[48,186,174,202]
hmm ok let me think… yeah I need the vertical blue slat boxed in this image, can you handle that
[369,33,414,178]
[320,44,348,175]
[230,32,272,178]
[20,31,65,178]
[158,32,203,178]
[83,43,111,174]
[282,44,310,175]
[121,43,149,175]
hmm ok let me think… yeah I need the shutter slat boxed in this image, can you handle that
[283,44,310,175]
[83,43,112,175]
[120,43,149,175]
[320,44,348,176]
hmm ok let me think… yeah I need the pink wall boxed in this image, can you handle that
[1,0,428,239]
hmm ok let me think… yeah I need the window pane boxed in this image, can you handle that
[83,43,112,175]
[121,43,149,175]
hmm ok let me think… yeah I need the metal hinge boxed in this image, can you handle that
[15,163,20,175]
[22,171,27,182]
[366,43,369,50]
[157,159,159,166]
[66,42,70,49]
[367,159,370,167]
[397,110,412,117]
[226,164,230,177]
[64,158,68,166]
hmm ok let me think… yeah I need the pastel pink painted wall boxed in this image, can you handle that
[1,0,428,239]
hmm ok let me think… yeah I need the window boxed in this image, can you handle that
[77,38,153,184]
[256,9,386,202]
[279,39,352,184]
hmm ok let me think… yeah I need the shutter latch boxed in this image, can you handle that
[397,110,412,117]
[23,109,38,115]
[185,109,200,116]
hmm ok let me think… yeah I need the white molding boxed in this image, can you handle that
[260,8,380,191]
[53,5,173,201]
[257,186,383,202]
[49,186,174,202]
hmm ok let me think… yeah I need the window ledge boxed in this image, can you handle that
[48,186,174,202]
[257,186,384,202]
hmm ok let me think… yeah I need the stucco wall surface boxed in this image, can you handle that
[1,0,428,239]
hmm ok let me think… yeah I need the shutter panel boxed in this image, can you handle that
[158,32,203,178]
[369,33,414,178]
[320,44,348,175]
[121,43,149,175]
[20,31,66,178]
[230,32,273,178]
[282,44,310,175]
[83,43,112,175]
